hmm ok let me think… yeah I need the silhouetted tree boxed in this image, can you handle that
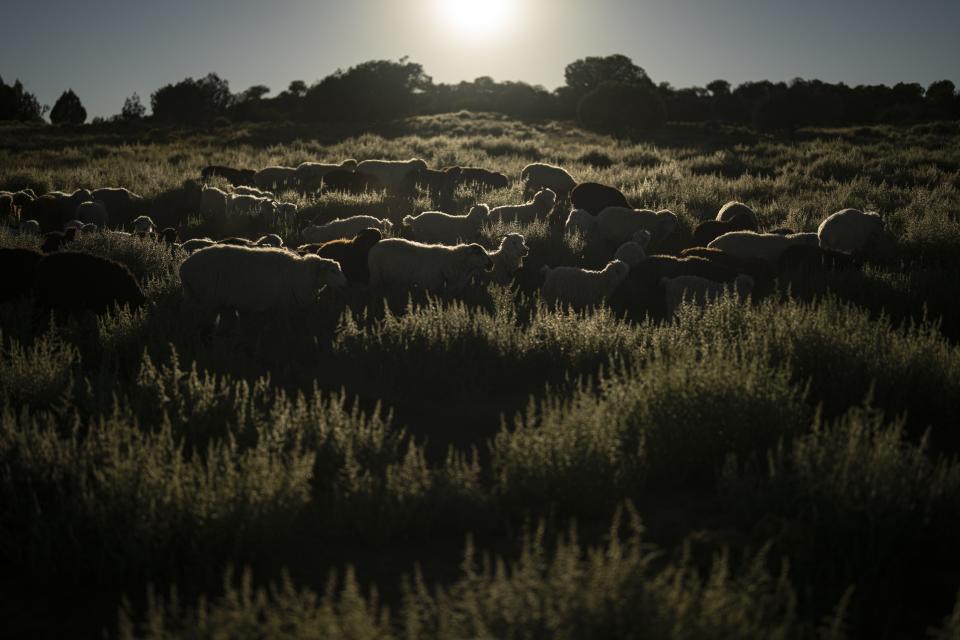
[578,81,665,133]
[706,80,731,97]
[49,89,87,125]
[304,57,432,121]
[151,73,233,124]
[926,80,959,118]
[287,80,307,97]
[121,93,146,120]
[239,85,270,102]
[0,76,46,122]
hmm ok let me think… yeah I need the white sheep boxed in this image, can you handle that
[540,260,630,309]
[613,232,651,268]
[521,163,577,194]
[356,158,428,190]
[716,201,759,228]
[817,209,886,255]
[367,238,493,293]
[76,200,108,227]
[708,231,818,266]
[255,234,284,248]
[489,189,557,224]
[661,274,755,318]
[301,216,393,244]
[200,186,228,220]
[180,244,346,312]
[296,159,357,190]
[181,238,216,253]
[20,219,41,235]
[226,194,276,225]
[486,233,530,284]
[132,215,155,234]
[402,204,490,244]
[254,166,298,191]
[232,185,275,199]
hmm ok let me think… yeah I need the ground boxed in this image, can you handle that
[1,113,960,638]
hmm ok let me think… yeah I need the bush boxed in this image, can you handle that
[578,82,666,133]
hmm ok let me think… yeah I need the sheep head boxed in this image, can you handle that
[379,218,394,234]
[467,204,490,222]
[500,233,529,258]
[564,208,597,236]
[534,188,557,213]
[306,254,347,288]
[353,228,383,250]
[614,240,646,268]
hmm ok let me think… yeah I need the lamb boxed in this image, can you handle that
[90,188,143,226]
[132,215,156,234]
[485,233,530,284]
[201,165,256,187]
[570,182,630,215]
[0,248,43,302]
[254,166,298,191]
[179,244,346,312]
[661,274,755,318]
[301,216,393,244]
[707,231,819,267]
[200,186,228,220]
[716,201,759,228]
[40,228,78,253]
[321,170,381,194]
[255,234,284,248]
[356,158,428,191]
[34,251,147,314]
[76,200,109,227]
[225,194,276,224]
[367,238,493,293]
[316,228,383,284]
[521,163,577,195]
[817,209,888,255]
[180,238,217,253]
[540,259,630,310]
[296,159,358,191]
[489,189,557,225]
[453,167,509,191]
[402,204,489,244]
[692,214,757,247]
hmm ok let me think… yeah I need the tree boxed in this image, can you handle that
[151,73,233,124]
[926,80,957,112]
[0,76,46,122]
[121,93,146,120]
[577,81,665,133]
[304,58,432,121]
[706,80,731,97]
[287,80,307,97]
[50,89,87,125]
[239,85,270,102]
[564,54,654,99]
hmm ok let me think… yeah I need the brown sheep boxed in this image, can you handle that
[316,228,383,284]
[570,182,630,215]
[692,214,757,247]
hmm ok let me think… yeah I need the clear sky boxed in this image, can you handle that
[2,0,958,119]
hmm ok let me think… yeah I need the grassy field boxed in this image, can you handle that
[2,112,960,638]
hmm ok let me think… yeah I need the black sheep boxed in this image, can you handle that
[570,182,630,215]
[404,167,461,201]
[316,228,382,284]
[201,165,256,187]
[321,170,381,194]
[41,227,78,253]
[33,251,146,314]
[0,248,43,302]
[453,166,509,191]
[692,215,757,247]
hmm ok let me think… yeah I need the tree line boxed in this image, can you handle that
[2,54,958,132]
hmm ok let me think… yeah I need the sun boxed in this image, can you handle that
[440,0,511,37]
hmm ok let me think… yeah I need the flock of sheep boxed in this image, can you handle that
[0,156,892,320]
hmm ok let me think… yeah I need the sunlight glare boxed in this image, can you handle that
[440,0,512,37]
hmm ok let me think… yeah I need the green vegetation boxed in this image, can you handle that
[1,113,959,638]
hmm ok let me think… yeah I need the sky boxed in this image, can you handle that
[2,0,958,119]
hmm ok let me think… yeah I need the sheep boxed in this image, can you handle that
[201,165,256,187]
[255,234,284,248]
[778,243,861,274]
[301,216,393,244]
[403,166,462,200]
[540,260,630,309]
[157,228,179,245]
[613,232,651,268]
[521,163,577,195]
[708,231,819,267]
[321,170,381,194]
[296,159,358,191]
[21,195,68,232]
[232,185,275,199]
[570,182,630,215]
[356,158,428,191]
[276,202,298,228]
[40,228,78,253]
[569,207,679,249]
[20,219,41,235]
[179,245,346,312]
[716,201,759,227]
[367,238,493,293]
[76,200,109,227]
[63,219,85,230]
[0,248,43,302]
[692,214,757,247]
[81,223,98,233]
[0,193,13,223]
[453,167,509,191]
[316,228,383,284]
[489,189,557,225]
[91,187,143,226]
[225,194,276,224]
[485,233,530,284]
[180,238,216,253]
[661,274,754,318]
[200,186,229,220]
[217,237,256,246]
[132,215,156,234]
[817,209,889,255]
[12,190,36,208]
[34,251,147,314]
[254,166,298,191]
[402,204,489,244]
